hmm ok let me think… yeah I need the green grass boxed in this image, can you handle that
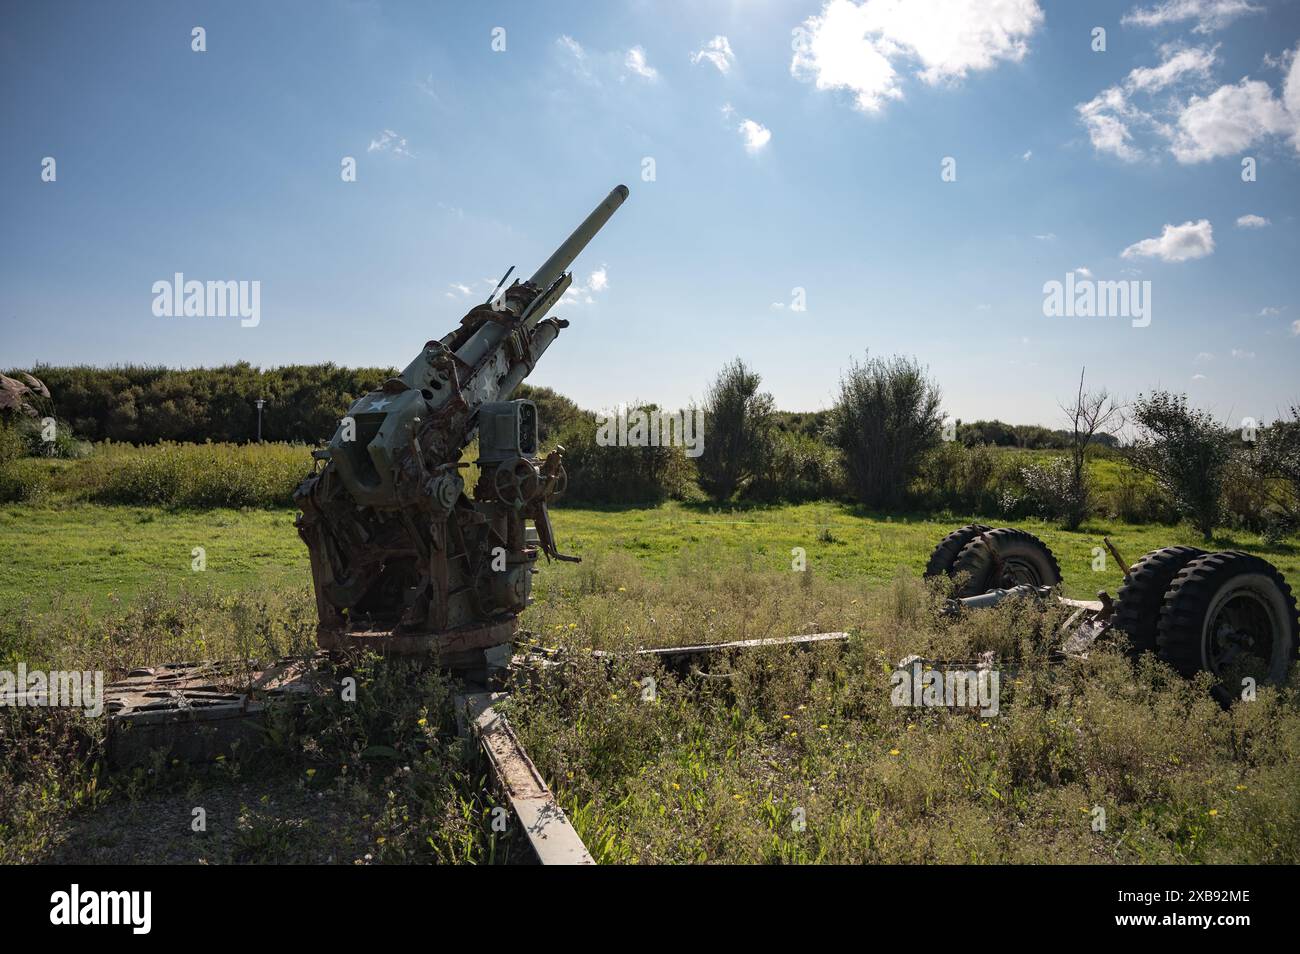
[3,496,1299,865]
[0,503,306,614]
[4,499,1294,618]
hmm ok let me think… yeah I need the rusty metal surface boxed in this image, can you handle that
[615,631,850,659]
[512,631,852,682]
[457,691,594,866]
[0,371,48,415]
[102,657,323,767]
[317,618,517,663]
[296,187,628,657]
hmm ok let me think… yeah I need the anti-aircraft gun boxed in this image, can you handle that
[294,185,629,663]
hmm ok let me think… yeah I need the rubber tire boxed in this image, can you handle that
[923,524,993,578]
[1112,546,1205,656]
[1156,551,1299,683]
[951,527,1062,597]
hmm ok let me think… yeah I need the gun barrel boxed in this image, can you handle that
[528,184,629,289]
[453,185,628,371]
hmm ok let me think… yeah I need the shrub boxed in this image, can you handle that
[84,442,311,508]
[0,416,90,461]
[1107,467,1175,524]
[1220,448,1272,533]
[827,353,943,509]
[1127,391,1231,540]
[911,442,1017,515]
[695,359,775,501]
[1020,456,1089,525]
[1254,407,1300,527]
[0,424,24,469]
[747,430,844,502]
[554,409,697,506]
[0,462,50,503]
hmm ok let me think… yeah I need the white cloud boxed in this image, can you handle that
[1236,213,1271,228]
[1231,348,1256,359]
[1285,46,1300,150]
[625,46,658,81]
[1075,266,1093,278]
[790,0,1044,115]
[691,36,735,74]
[1127,45,1217,92]
[1260,306,1281,316]
[1022,149,1032,160]
[1033,232,1056,241]
[1079,42,1300,164]
[1122,0,1263,34]
[559,36,660,85]
[1077,87,1145,161]
[556,35,596,84]
[738,118,772,153]
[1292,320,1300,336]
[559,265,610,306]
[1121,219,1215,262]
[1170,78,1291,162]
[1076,46,1217,162]
[1195,351,1214,363]
[367,129,413,157]
[1192,372,1208,380]
[448,282,472,296]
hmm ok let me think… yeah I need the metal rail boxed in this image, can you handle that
[456,691,595,866]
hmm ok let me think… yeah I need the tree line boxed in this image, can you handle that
[16,363,395,444]
[695,356,1300,542]
[6,360,1299,540]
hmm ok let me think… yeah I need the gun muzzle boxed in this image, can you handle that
[528,184,629,289]
[451,185,628,373]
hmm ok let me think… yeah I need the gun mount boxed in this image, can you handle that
[294,185,629,661]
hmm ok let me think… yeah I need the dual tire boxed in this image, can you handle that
[1112,548,1299,686]
[926,527,1299,687]
[923,525,1062,597]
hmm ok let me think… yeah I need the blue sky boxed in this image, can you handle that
[3,0,1299,426]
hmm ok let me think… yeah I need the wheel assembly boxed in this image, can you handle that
[1156,550,1299,685]
[1112,546,1205,656]
[950,527,1062,597]
[923,524,993,578]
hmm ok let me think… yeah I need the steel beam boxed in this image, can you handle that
[457,691,595,866]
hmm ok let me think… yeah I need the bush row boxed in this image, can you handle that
[0,441,311,508]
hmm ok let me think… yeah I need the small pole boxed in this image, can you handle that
[255,398,265,443]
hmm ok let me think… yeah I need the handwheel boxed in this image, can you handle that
[492,457,540,507]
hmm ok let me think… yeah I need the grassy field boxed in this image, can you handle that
[3,498,1296,617]
[2,496,1298,864]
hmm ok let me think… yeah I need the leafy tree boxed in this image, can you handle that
[695,358,775,501]
[1126,390,1230,540]
[21,363,395,444]
[827,353,942,509]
